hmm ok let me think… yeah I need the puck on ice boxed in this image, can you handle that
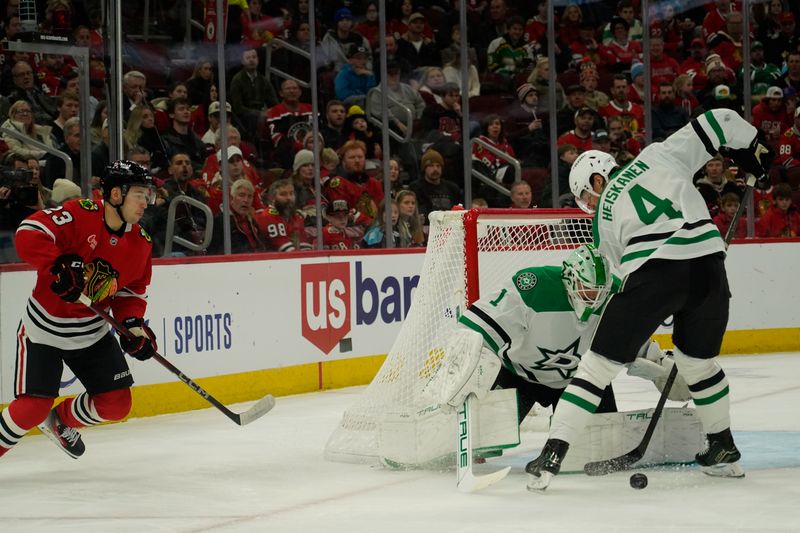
[629,473,648,489]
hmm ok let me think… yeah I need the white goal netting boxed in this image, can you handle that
[324,209,593,465]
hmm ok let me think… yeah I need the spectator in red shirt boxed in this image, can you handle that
[598,16,641,73]
[709,10,747,72]
[355,2,380,50]
[599,74,645,135]
[557,107,595,153]
[323,140,382,227]
[319,199,360,249]
[702,0,733,42]
[680,38,709,93]
[255,178,313,252]
[776,107,800,169]
[757,183,800,238]
[713,192,748,240]
[558,4,583,45]
[649,35,680,86]
[752,86,791,146]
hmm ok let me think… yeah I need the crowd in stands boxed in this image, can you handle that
[1,0,800,264]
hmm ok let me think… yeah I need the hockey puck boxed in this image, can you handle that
[629,473,648,489]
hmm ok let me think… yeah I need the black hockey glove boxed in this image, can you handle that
[723,137,774,185]
[119,317,158,361]
[49,254,85,302]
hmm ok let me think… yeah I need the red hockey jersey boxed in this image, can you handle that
[254,206,312,252]
[15,198,152,349]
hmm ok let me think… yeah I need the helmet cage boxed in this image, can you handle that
[561,245,613,321]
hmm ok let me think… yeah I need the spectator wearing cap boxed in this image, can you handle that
[396,12,441,70]
[208,178,266,255]
[680,38,709,93]
[768,13,799,68]
[409,149,461,223]
[266,79,314,169]
[334,45,377,106]
[367,60,425,135]
[202,100,231,145]
[387,0,434,44]
[557,107,595,153]
[752,86,792,145]
[628,62,646,105]
[343,105,382,160]
[229,48,279,143]
[50,178,82,206]
[321,7,372,74]
[739,41,780,87]
[487,15,533,78]
[599,74,645,136]
[696,56,734,107]
[651,82,689,142]
[591,130,612,154]
[580,67,609,111]
[557,85,597,136]
[601,0,643,45]
[698,84,740,114]
[290,149,318,223]
[695,154,743,218]
[775,107,800,170]
[598,16,642,73]
[777,52,800,96]
[507,83,548,167]
[318,198,360,250]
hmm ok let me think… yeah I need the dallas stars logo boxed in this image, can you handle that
[530,338,582,380]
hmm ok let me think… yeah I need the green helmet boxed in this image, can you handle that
[561,244,613,322]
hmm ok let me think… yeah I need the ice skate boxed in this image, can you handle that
[38,409,85,459]
[696,428,744,478]
[525,439,569,491]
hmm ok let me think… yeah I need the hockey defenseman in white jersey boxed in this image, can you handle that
[526,109,774,490]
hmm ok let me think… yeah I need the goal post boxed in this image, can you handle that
[324,208,593,466]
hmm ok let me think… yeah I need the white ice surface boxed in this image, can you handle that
[2,353,799,533]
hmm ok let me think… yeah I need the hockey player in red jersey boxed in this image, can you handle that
[0,161,157,460]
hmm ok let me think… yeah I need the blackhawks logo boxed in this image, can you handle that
[139,227,152,243]
[78,198,99,211]
[515,271,537,291]
[83,258,119,303]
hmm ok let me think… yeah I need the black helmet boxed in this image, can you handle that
[101,160,153,200]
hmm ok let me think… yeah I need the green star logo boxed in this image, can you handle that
[531,338,582,380]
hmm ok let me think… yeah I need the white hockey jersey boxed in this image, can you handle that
[593,109,758,277]
[458,266,619,390]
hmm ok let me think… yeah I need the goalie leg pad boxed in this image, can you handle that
[672,348,731,434]
[560,407,704,473]
[425,328,501,410]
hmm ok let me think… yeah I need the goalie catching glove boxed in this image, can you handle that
[119,317,158,361]
[50,254,85,302]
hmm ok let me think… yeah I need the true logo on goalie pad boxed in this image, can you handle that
[515,272,537,291]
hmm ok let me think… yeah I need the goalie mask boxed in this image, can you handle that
[569,150,618,214]
[562,244,613,322]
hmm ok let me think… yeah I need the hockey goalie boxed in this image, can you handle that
[378,244,701,472]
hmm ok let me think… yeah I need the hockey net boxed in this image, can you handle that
[324,208,593,464]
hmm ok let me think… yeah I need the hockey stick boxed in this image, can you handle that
[457,393,511,492]
[723,174,756,247]
[78,294,275,426]
[584,364,678,476]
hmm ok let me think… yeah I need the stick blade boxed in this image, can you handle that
[236,395,276,426]
[583,451,641,476]
[457,466,511,492]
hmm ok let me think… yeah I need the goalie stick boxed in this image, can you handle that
[457,393,511,492]
[584,364,678,476]
[78,294,275,426]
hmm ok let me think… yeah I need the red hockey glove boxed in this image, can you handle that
[49,254,85,302]
[119,317,158,361]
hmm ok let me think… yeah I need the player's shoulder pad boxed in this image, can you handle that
[138,226,153,244]
[77,198,99,211]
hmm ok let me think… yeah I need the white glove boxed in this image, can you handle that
[627,354,692,402]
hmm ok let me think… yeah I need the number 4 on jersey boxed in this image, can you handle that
[628,184,682,224]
